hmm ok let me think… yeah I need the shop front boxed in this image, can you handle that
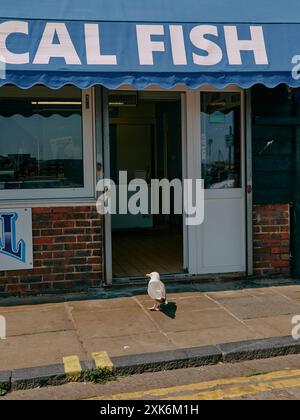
[0,0,298,296]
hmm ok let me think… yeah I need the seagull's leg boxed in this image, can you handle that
[149,303,160,311]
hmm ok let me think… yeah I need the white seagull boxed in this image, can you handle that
[146,272,168,311]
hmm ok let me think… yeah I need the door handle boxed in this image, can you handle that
[85,94,90,110]
[247,185,253,194]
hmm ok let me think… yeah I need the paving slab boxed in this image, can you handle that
[273,287,300,304]
[134,291,203,304]
[0,303,66,313]
[205,290,251,301]
[139,294,220,312]
[245,314,294,338]
[81,332,176,357]
[0,331,87,370]
[67,297,138,313]
[3,306,74,337]
[272,285,300,295]
[244,287,279,297]
[70,306,158,339]
[149,307,243,333]
[166,325,260,348]
[214,294,300,320]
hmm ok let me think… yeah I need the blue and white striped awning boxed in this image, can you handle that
[1,0,300,89]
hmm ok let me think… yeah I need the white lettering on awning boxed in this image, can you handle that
[190,25,223,66]
[85,24,117,65]
[169,25,187,65]
[0,21,29,64]
[136,25,165,65]
[0,20,269,69]
[224,26,269,65]
[33,23,81,65]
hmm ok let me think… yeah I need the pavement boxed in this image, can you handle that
[1,278,300,392]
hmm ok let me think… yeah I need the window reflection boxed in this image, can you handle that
[201,92,241,189]
[0,86,84,190]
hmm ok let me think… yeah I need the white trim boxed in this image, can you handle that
[181,92,189,271]
[185,89,201,275]
[0,88,96,201]
[102,89,113,285]
[246,89,253,276]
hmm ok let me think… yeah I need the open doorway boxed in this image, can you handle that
[108,91,184,278]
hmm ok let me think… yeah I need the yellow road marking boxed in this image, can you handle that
[92,352,113,371]
[170,377,300,400]
[63,355,82,379]
[86,368,300,400]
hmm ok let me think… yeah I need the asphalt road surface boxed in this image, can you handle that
[3,354,300,400]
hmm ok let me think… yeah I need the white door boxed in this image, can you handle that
[188,89,246,275]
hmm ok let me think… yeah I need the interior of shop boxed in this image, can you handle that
[0,86,84,191]
[108,91,184,278]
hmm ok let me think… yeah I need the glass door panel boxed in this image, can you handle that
[201,92,242,190]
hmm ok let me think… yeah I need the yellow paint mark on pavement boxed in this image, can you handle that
[63,355,82,379]
[86,368,300,400]
[170,377,300,400]
[92,352,113,371]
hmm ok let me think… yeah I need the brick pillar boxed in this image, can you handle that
[253,204,290,277]
[0,206,103,297]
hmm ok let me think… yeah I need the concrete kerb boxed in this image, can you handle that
[1,335,300,394]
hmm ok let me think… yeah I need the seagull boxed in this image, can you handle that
[146,272,168,311]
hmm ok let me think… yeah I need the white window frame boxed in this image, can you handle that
[0,88,95,202]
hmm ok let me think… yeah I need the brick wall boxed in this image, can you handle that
[0,206,103,297]
[253,204,290,277]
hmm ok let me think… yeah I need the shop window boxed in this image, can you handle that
[0,86,94,200]
[201,92,242,189]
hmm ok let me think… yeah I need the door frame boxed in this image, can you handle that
[101,85,252,284]
[245,89,253,276]
[102,88,113,284]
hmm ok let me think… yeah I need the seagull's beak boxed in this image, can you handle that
[146,274,151,278]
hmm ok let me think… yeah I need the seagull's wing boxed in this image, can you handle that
[148,280,166,302]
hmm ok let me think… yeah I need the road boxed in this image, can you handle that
[3,354,300,400]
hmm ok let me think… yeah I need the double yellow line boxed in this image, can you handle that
[62,353,300,400]
[88,368,300,400]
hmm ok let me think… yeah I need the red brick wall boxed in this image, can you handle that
[0,206,103,297]
[253,204,290,277]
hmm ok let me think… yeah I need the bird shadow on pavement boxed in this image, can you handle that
[160,302,177,319]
